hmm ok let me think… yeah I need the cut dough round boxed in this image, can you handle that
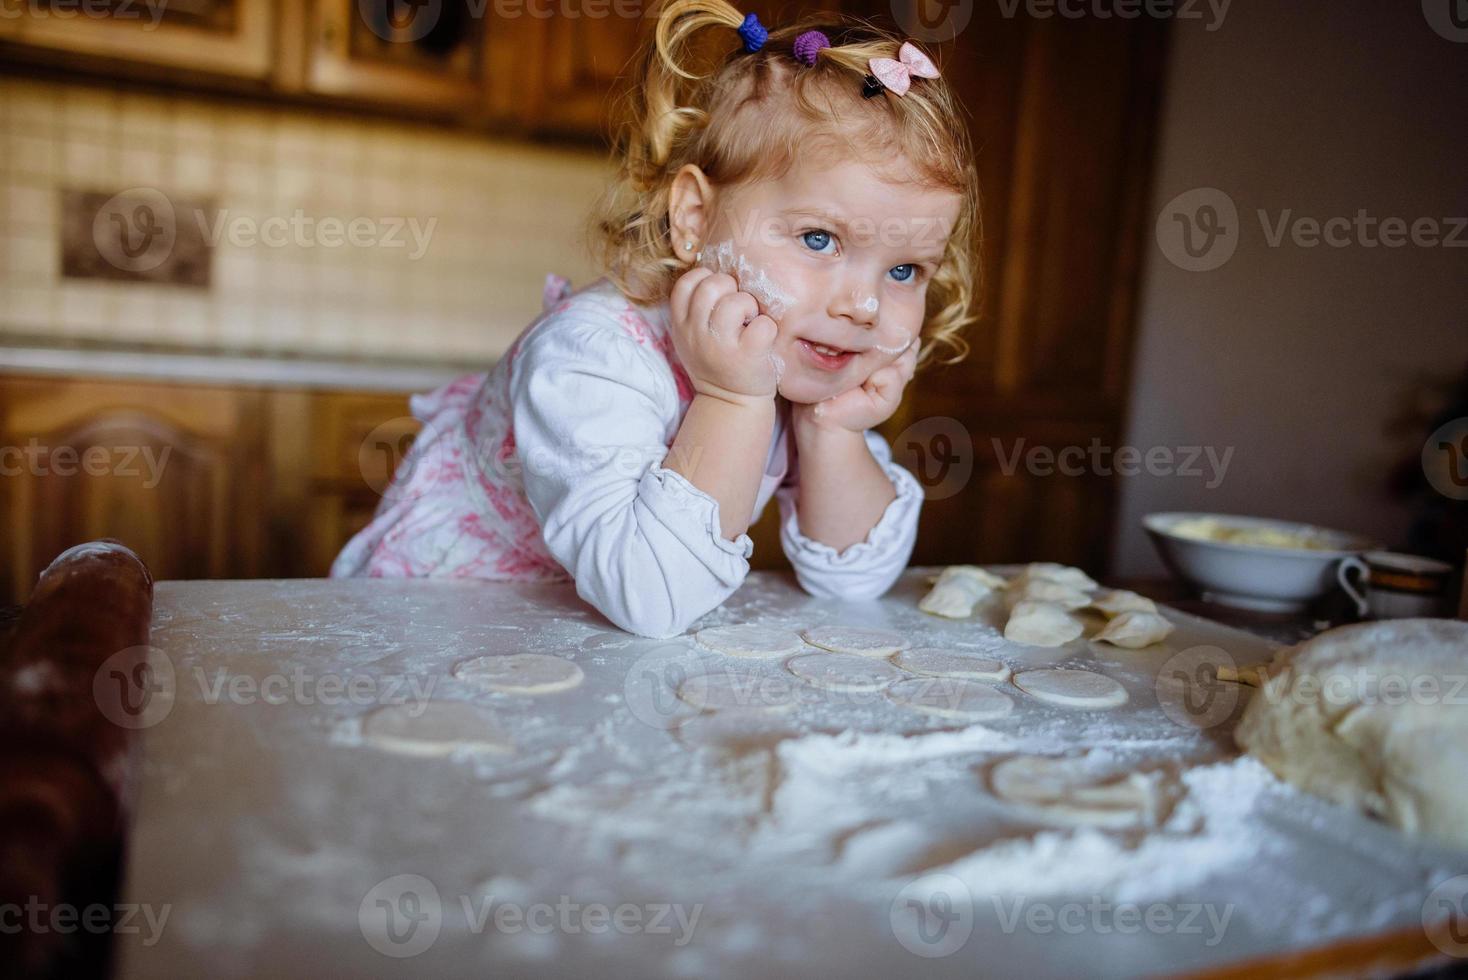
[1090,589,1158,618]
[1093,610,1175,649]
[1003,601,1084,647]
[1012,562,1099,593]
[694,624,807,659]
[1234,619,1468,849]
[787,652,904,693]
[892,648,1011,682]
[453,654,585,694]
[677,672,797,713]
[989,754,1160,827]
[360,701,514,757]
[1013,668,1128,709]
[886,677,1015,720]
[801,626,909,658]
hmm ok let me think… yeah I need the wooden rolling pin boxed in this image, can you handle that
[0,540,154,979]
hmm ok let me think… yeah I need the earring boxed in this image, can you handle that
[684,241,694,251]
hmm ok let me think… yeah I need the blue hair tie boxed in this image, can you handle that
[737,12,767,52]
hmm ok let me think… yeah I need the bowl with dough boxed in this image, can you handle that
[1143,512,1375,612]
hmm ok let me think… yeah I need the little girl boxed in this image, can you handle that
[331,0,980,638]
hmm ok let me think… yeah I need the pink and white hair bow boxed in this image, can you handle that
[867,41,940,97]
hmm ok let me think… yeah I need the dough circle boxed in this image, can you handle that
[787,652,904,692]
[893,648,1011,682]
[677,672,797,713]
[453,654,585,694]
[989,754,1158,827]
[694,625,807,659]
[801,626,909,658]
[886,677,1015,720]
[360,701,513,757]
[1013,668,1129,709]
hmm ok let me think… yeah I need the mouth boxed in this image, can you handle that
[797,339,860,372]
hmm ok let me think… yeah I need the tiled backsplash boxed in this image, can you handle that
[0,76,611,362]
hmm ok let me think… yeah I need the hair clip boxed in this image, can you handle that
[867,40,940,97]
[861,74,884,99]
[792,30,830,66]
[737,12,767,53]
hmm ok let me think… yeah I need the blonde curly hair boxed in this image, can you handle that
[587,0,981,366]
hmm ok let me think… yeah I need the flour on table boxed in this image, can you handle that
[886,676,1015,721]
[1013,668,1129,709]
[453,653,585,694]
[801,625,908,657]
[786,652,904,692]
[359,701,514,757]
[892,647,1011,682]
[678,671,798,713]
[694,625,808,658]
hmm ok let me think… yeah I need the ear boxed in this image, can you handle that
[668,164,715,265]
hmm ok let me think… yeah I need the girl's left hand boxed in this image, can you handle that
[794,337,919,434]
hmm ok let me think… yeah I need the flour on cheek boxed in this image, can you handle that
[700,240,796,319]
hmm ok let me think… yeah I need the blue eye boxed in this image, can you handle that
[802,230,834,253]
[889,264,916,282]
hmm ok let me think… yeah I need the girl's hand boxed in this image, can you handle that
[668,267,780,407]
[794,336,919,435]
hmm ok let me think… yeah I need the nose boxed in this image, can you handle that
[831,282,880,328]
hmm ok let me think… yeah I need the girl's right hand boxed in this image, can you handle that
[668,268,780,407]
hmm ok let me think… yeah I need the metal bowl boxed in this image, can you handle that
[1143,512,1376,612]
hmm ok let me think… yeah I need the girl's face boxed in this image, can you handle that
[697,156,962,404]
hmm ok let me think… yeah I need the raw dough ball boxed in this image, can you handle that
[1012,562,1099,593]
[801,626,909,658]
[988,754,1161,827]
[1090,589,1158,618]
[677,672,797,713]
[1093,610,1175,649]
[694,625,807,659]
[1234,619,1468,849]
[886,676,1015,720]
[360,701,514,757]
[919,566,1005,619]
[1005,580,1091,611]
[453,654,585,694]
[1003,601,1084,647]
[787,652,904,693]
[893,648,1011,682]
[1013,668,1129,709]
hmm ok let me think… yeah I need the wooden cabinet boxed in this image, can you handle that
[0,375,413,602]
[0,0,275,80]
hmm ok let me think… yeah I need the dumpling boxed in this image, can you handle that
[1004,600,1084,647]
[1090,589,1158,618]
[1011,562,1099,594]
[1006,579,1091,611]
[920,565,1005,619]
[1093,610,1175,649]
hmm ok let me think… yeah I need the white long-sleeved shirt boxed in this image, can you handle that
[332,275,922,638]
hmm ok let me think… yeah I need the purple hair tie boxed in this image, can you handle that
[737,12,767,52]
[793,30,829,66]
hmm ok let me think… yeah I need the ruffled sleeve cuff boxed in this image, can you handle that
[639,463,754,586]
